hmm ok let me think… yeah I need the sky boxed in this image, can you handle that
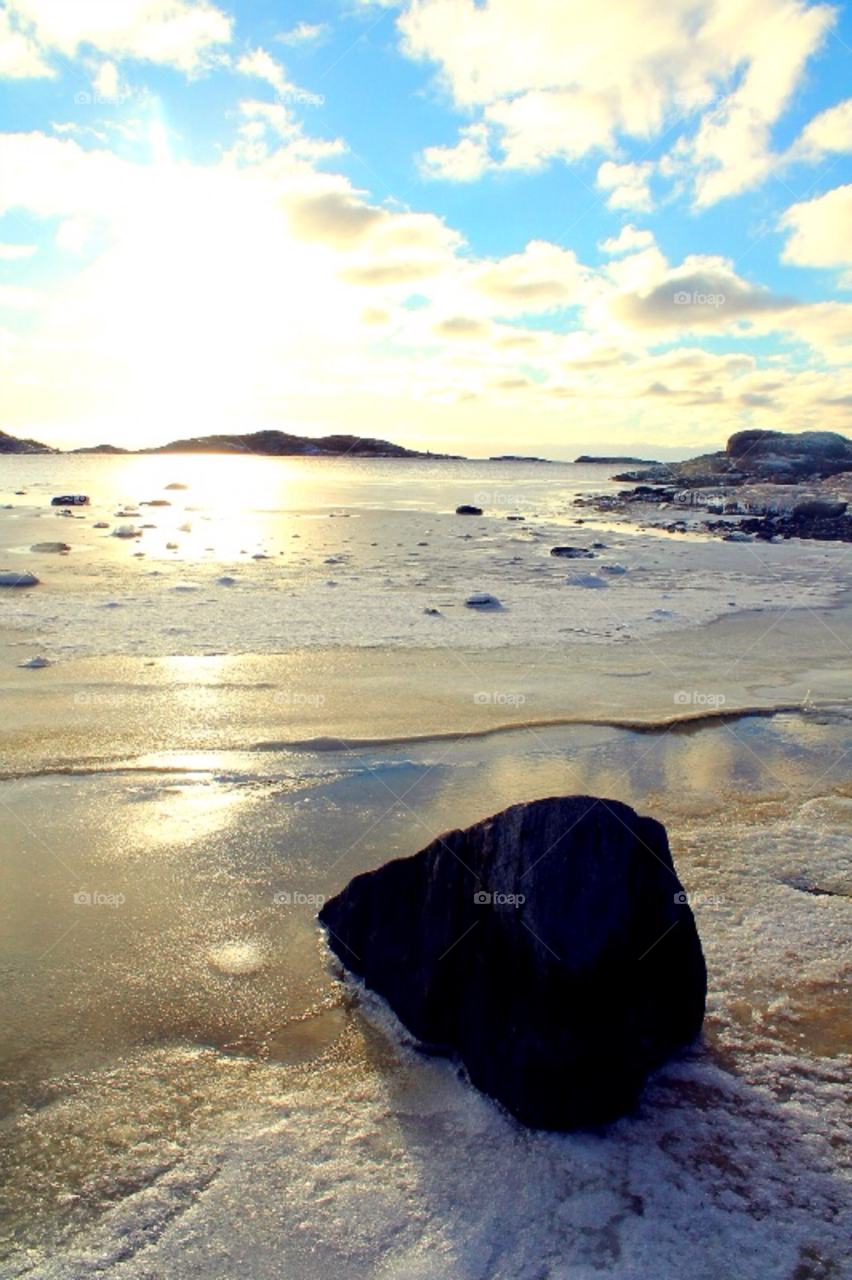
[0,0,851,459]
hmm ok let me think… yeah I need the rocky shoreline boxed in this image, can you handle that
[582,430,852,544]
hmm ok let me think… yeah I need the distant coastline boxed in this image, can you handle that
[0,428,464,460]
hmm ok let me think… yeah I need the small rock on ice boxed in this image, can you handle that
[465,592,503,609]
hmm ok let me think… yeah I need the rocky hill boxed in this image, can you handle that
[0,429,54,454]
[144,430,455,458]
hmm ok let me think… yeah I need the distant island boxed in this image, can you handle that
[575,455,661,465]
[142,430,462,458]
[0,428,460,459]
[0,429,56,454]
[488,454,554,463]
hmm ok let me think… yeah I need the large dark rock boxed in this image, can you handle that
[320,796,706,1130]
[727,429,852,461]
[613,430,852,489]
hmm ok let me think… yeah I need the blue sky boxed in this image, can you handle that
[0,0,851,458]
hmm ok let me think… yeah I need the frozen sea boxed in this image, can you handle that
[1,454,851,1278]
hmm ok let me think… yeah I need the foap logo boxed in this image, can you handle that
[474,691,526,707]
[274,890,326,906]
[74,691,126,706]
[74,90,131,107]
[274,691,326,706]
[674,691,726,708]
[674,890,726,907]
[276,89,325,107]
[673,89,730,110]
[473,491,527,507]
[74,890,125,907]
[474,890,525,906]
[673,290,725,308]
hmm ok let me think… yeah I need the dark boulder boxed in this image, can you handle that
[550,546,594,558]
[320,795,706,1130]
[456,504,483,515]
[792,498,847,520]
[727,429,852,461]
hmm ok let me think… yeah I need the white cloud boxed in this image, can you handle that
[0,5,53,77]
[787,98,852,163]
[0,241,37,258]
[236,47,289,95]
[1,125,851,451]
[780,185,852,285]
[395,0,835,204]
[3,0,232,74]
[275,22,328,47]
[599,225,655,256]
[420,123,492,181]
[667,2,834,206]
[468,240,595,313]
[597,161,653,211]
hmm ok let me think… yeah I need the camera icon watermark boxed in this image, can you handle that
[274,691,326,706]
[673,290,725,308]
[472,491,527,507]
[73,890,125,907]
[473,890,525,906]
[74,91,130,107]
[274,890,325,906]
[474,691,526,706]
[674,691,726,708]
[74,691,126,706]
[674,890,725,907]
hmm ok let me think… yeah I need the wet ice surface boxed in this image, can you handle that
[1,456,849,657]
[2,457,851,1277]
[2,727,851,1279]
[11,1031,852,1280]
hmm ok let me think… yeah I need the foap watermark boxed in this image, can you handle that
[474,691,526,707]
[274,890,325,907]
[473,491,527,508]
[674,890,726,908]
[74,691,126,707]
[276,89,325,107]
[674,690,726,709]
[674,290,725,308]
[473,890,526,906]
[673,89,730,111]
[74,890,125,907]
[74,91,132,107]
[274,691,326,706]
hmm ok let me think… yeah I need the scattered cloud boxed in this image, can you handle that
[0,5,53,77]
[394,0,836,208]
[236,47,289,95]
[420,123,492,181]
[275,22,328,47]
[597,161,654,211]
[780,185,852,286]
[1,0,233,74]
[0,241,37,259]
[786,98,852,164]
[599,226,655,256]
